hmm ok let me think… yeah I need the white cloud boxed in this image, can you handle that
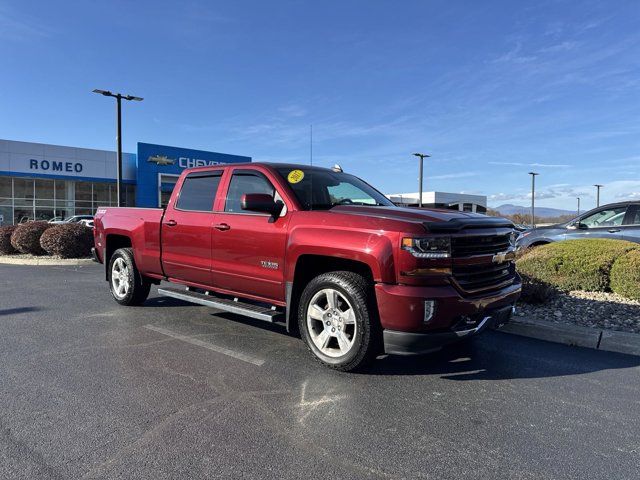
[488,161,570,168]
[429,172,479,180]
[278,105,307,118]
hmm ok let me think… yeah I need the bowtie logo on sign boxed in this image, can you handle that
[147,155,176,166]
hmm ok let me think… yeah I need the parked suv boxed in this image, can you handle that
[517,201,640,249]
[93,163,520,371]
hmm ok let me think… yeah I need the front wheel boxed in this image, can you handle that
[108,248,151,306]
[298,271,381,371]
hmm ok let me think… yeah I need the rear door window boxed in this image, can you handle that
[624,205,640,225]
[176,172,222,211]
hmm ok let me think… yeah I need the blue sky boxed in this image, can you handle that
[1,0,639,210]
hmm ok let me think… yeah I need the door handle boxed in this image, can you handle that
[214,223,231,231]
[608,228,621,233]
[165,219,177,227]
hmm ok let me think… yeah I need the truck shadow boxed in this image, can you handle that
[0,306,44,316]
[143,296,195,308]
[364,330,640,380]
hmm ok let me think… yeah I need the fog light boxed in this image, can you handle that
[424,300,435,323]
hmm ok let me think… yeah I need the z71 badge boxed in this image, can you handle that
[260,260,279,270]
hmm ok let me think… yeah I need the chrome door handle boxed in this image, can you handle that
[165,220,177,227]
[214,223,231,231]
[608,228,621,233]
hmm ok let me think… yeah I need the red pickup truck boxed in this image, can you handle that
[93,163,520,371]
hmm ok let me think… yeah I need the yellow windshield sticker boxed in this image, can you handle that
[287,169,305,184]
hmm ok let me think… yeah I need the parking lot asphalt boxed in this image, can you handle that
[1,263,639,479]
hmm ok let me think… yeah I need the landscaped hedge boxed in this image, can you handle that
[0,225,18,254]
[610,249,640,301]
[10,221,52,255]
[516,239,639,293]
[40,223,94,258]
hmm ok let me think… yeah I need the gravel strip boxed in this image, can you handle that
[517,291,640,334]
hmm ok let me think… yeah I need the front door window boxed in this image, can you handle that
[580,207,626,228]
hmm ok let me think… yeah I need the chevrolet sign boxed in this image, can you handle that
[147,155,176,166]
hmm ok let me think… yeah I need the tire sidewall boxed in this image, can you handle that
[108,249,137,305]
[298,274,371,368]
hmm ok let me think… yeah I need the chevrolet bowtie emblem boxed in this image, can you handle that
[147,155,176,166]
[492,250,515,264]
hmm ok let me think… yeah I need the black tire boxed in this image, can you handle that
[108,248,151,306]
[298,271,382,372]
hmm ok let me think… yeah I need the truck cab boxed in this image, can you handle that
[94,163,521,371]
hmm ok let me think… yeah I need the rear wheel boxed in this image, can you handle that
[298,271,381,371]
[108,248,151,306]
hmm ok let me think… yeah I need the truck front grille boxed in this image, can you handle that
[452,262,515,294]
[451,234,511,257]
[450,232,515,294]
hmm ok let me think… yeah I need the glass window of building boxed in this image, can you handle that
[0,177,11,198]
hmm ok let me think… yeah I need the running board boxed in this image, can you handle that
[157,287,285,323]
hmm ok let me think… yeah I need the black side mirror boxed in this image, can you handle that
[241,193,283,216]
[568,222,587,230]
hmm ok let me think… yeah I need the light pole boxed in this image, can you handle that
[93,89,143,207]
[413,153,430,208]
[577,197,580,216]
[594,184,603,207]
[528,172,539,227]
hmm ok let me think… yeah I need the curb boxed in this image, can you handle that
[496,317,640,357]
[0,256,94,266]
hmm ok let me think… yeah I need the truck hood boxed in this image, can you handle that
[330,206,513,231]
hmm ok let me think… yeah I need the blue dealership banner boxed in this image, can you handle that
[136,142,251,207]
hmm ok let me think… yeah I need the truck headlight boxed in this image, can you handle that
[401,237,451,258]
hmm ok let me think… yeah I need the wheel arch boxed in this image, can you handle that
[104,234,133,280]
[285,254,376,335]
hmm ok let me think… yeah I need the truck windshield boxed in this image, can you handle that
[275,166,394,210]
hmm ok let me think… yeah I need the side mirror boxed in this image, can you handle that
[568,222,587,230]
[241,193,283,216]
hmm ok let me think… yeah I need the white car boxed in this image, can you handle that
[79,219,94,228]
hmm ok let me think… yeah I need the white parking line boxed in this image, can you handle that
[143,324,265,366]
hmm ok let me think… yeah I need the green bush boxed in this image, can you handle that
[610,249,640,300]
[40,223,94,258]
[0,225,18,254]
[516,239,639,292]
[10,221,52,255]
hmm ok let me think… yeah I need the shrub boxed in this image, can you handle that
[0,225,18,254]
[40,223,94,258]
[516,239,639,292]
[610,249,640,300]
[10,221,52,255]
[519,273,557,304]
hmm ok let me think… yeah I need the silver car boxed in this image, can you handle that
[516,201,640,249]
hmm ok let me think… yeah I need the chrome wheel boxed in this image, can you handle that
[111,257,130,299]
[306,288,357,358]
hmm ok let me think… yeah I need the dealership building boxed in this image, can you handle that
[0,139,251,225]
[387,191,487,213]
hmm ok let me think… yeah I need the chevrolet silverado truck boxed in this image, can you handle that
[93,163,520,371]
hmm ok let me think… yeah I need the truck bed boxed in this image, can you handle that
[94,207,165,277]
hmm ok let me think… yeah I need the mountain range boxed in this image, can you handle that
[493,204,577,218]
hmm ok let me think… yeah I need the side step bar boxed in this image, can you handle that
[157,287,285,323]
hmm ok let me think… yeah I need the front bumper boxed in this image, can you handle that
[375,277,521,355]
[383,304,514,355]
